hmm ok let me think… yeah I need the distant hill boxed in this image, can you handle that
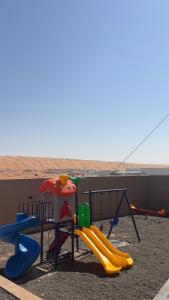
[0,156,168,179]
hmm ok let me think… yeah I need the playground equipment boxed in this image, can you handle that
[74,225,133,274]
[80,189,141,241]
[0,213,40,279]
[131,204,169,218]
[16,175,136,276]
[39,176,76,223]
[39,176,76,263]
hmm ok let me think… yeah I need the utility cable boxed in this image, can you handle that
[117,113,169,170]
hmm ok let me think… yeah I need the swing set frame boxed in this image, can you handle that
[80,188,141,242]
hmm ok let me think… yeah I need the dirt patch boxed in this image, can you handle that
[0,288,18,300]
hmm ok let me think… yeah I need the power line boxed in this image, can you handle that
[117,113,169,170]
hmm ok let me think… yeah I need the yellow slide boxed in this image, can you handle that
[74,226,133,275]
[90,225,133,267]
[74,229,121,274]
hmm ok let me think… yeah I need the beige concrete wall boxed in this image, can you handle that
[78,176,148,221]
[147,176,169,210]
[0,176,148,226]
[1,175,169,227]
[0,178,44,226]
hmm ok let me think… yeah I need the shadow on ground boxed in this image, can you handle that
[4,265,47,285]
[57,260,119,278]
[9,259,119,285]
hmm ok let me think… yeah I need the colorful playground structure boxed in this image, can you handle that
[0,175,140,278]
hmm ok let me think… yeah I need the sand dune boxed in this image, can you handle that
[0,156,168,179]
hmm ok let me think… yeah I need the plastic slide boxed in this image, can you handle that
[90,225,133,267]
[74,229,121,274]
[74,226,133,274]
[0,214,41,278]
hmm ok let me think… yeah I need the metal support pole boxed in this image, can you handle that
[75,190,79,251]
[89,190,93,225]
[124,191,141,242]
[71,221,74,260]
[107,190,141,242]
[76,235,79,252]
[107,192,124,239]
[54,223,60,269]
[75,191,78,217]
[40,222,43,263]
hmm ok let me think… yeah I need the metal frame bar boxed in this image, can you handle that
[54,223,60,268]
[18,200,75,268]
[40,222,44,263]
[89,190,93,225]
[106,190,141,241]
[80,188,141,242]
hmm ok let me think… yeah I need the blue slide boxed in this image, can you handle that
[0,213,41,279]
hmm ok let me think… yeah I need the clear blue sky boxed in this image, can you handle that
[0,0,169,164]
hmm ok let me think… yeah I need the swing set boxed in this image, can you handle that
[80,188,141,242]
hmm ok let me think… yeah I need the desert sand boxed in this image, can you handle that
[0,156,168,179]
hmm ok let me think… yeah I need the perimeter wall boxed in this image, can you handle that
[147,176,169,210]
[0,175,163,226]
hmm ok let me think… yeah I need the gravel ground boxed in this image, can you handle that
[0,288,18,300]
[1,216,169,300]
